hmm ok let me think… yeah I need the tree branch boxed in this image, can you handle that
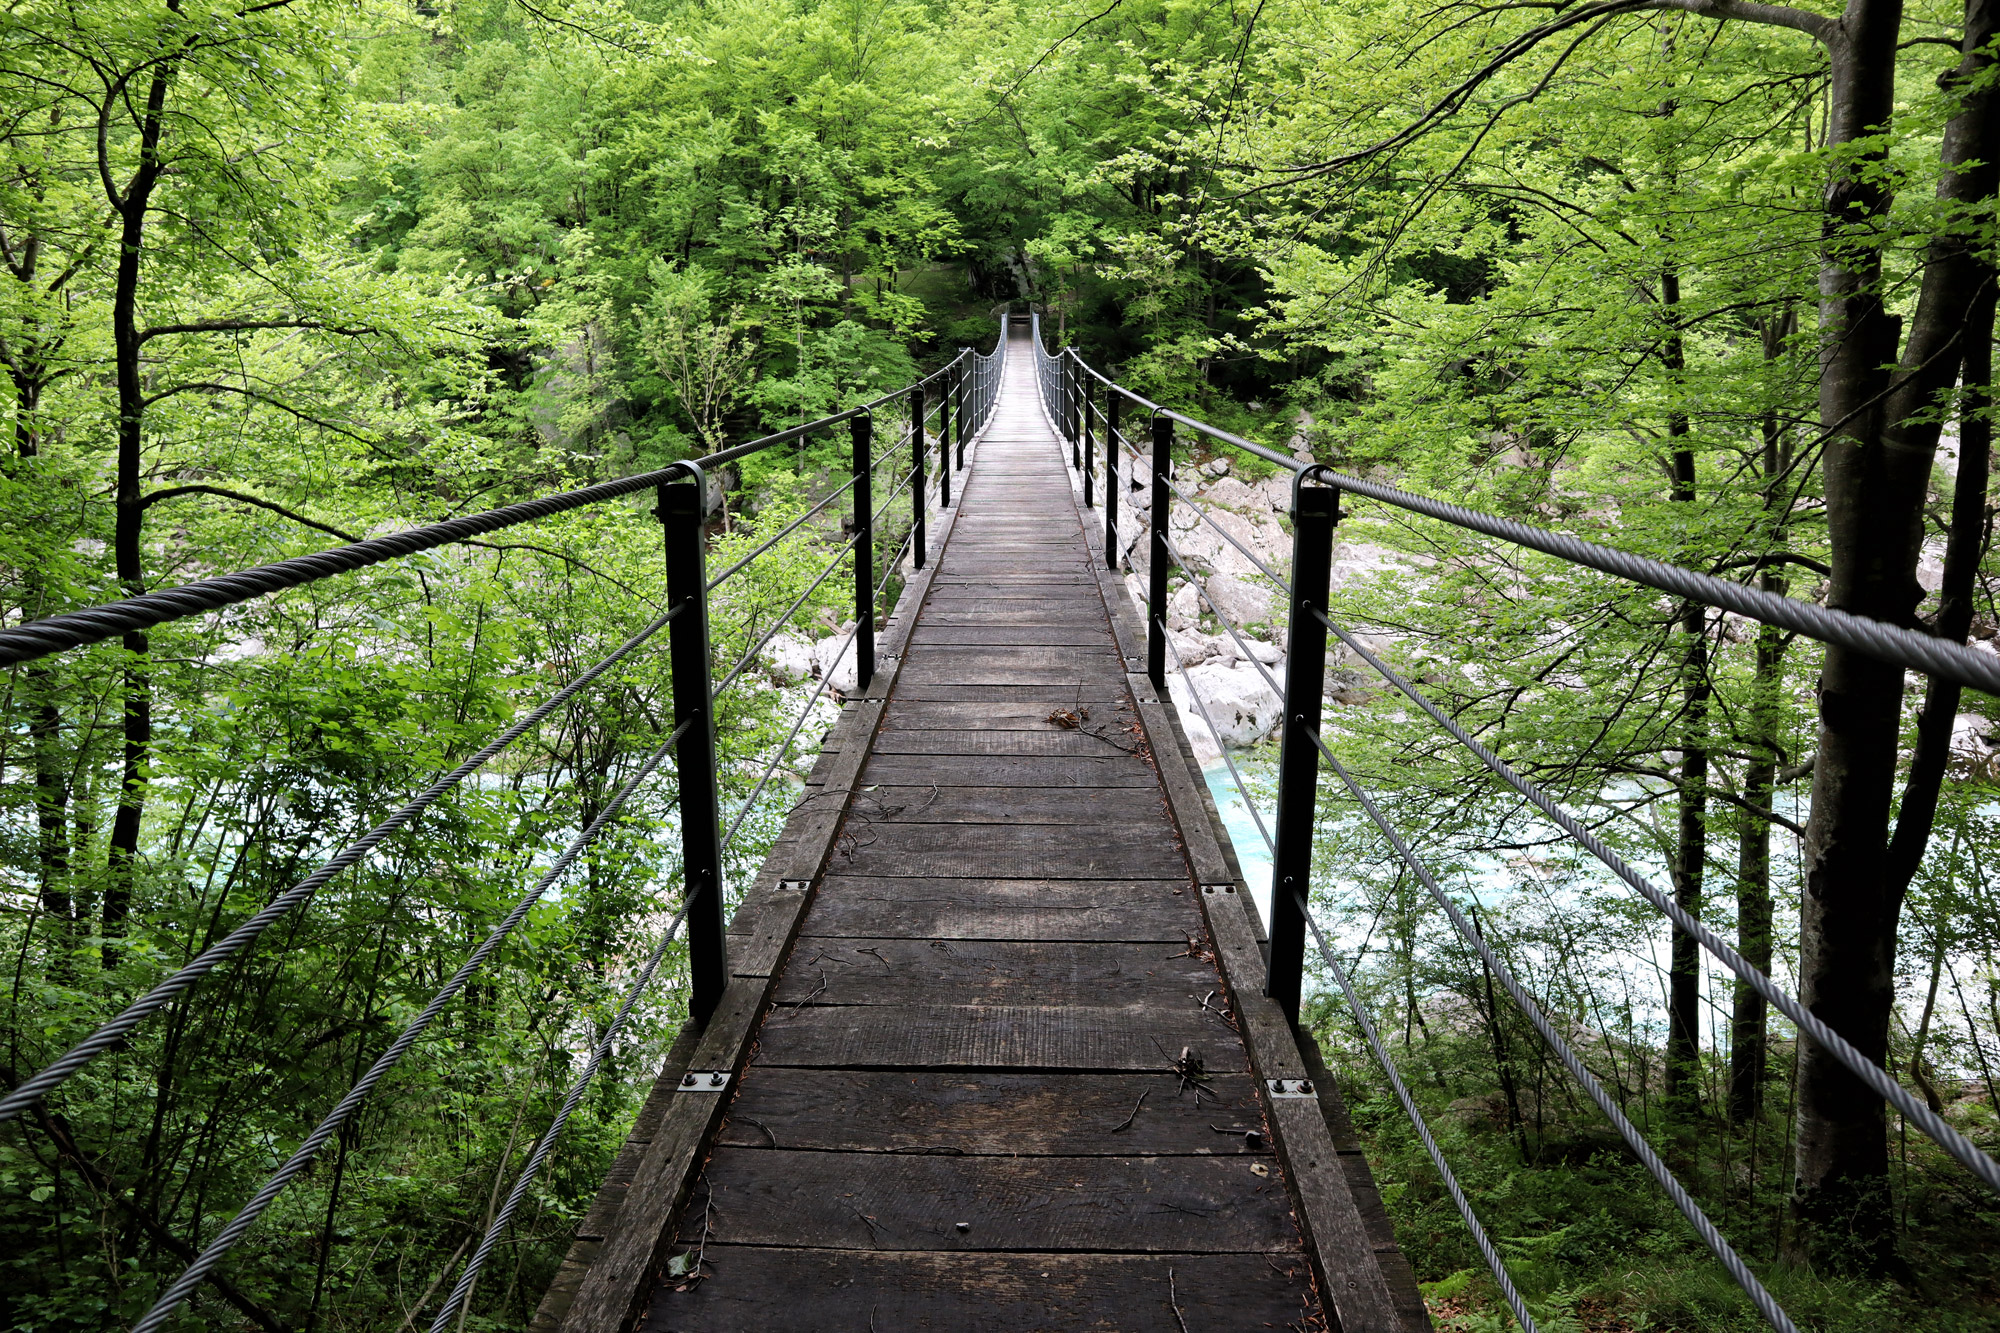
[139,484,361,544]
[138,318,374,345]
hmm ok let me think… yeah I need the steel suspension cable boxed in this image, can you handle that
[426,900,691,1333]
[1148,462,2000,1193]
[1297,896,1538,1333]
[705,474,860,592]
[1306,727,1796,1332]
[1158,621,1274,854]
[0,606,682,1126]
[711,529,866,701]
[131,717,690,1333]
[1309,606,2000,1195]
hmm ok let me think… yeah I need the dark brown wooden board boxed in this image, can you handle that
[907,624,1113,646]
[840,784,1164,825]
[802,876,1201,941]
[772,938,1221,1007]
[753,1002,1247,1072]
[886,683,1139,705]
[822,822,1187,879]
[879,699,1138,729]
[715,1070,1272,1156]
[855,754,1157,788]
[868,727,1141,757]
[680,1150,1300,1252]
[643,1249,1315,1333]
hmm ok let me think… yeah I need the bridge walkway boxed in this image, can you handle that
[548,321,1428,1333]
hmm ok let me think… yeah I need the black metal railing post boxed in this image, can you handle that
[1082,385,1096,509]
[1067,356,1081,469]
[1268,481,1340,1023]
[911,388,927,570]
[956,360,970,469]
[1148,413,1172,687]
[1104,394,1120,570]
[938,367,953,510]
[657,476,728,1027]
[851,411,876,688]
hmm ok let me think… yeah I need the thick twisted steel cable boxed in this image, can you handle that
[427,900,690,1333]
[1307,465,2000,695]
[1157,614,1274,855]
[1305,728,1798,1333]
[1298,895,1537,1333]
[1064,351,2000,692]
[0,607,681,1126]
[131,719,689,1333]
[705,473,860,592]
[1310,606,2000,1195]
[712,530,866,701]
[0,420,864,667]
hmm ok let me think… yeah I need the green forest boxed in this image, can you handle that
[3,0,1999,1328]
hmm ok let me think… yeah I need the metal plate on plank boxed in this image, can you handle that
[680,1070,733,1092]
[1266,1078,1317,1099]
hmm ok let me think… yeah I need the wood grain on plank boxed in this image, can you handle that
[835,784,1164,825]
[856,753,1158,788]
[644,1249,1314,1333]
[772,938,1222,1007]
[683,1149,1301,1252]
[823,822,1186,879]
[754,1001,1246,1072]
[803,876,1201,941]
[715,1070,1272,1156]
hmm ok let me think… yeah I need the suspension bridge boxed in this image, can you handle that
[3,314,1998,1333]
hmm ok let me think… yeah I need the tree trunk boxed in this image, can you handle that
[1793,0,1996,1269]
[1732,314,1796,1123]
[1663,260,1707,1112]
[102,63,175,965]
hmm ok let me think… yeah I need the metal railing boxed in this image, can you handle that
[1029,315,2000,1333]
[0,332,1004,1333]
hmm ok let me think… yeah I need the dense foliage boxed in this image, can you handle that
[2,0,1998,1328]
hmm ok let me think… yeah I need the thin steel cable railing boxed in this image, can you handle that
[1154,526,1537,1331]
[711,529,867,701]
[1157,471,2000,1194]
[715,383,991,858]
[705,473,860,592]
[427,900,691,1333]
[0,605,682,1126]
[1309,604,2000,1195]
[1157,612,1275,855]
[1305,726,1798,1333]
[1298,897,1539,1333]
[131,718,691,1333]
[1157,503,1793,1329]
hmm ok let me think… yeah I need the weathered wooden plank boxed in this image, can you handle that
[754,1002,1245,1072]
[715,1070,1272,1156]
[825,822,1186,879]
[803,876,1200,941]
[643,1249,1315,1333]
[772,938,1222,1007]
[886,682,1136,705]
[841,784,1164,825]
[907,624,1112,646]
[879,699,1138,729]
[869,726,1140,757]
[856,753,1158,788]
[681,1150,1301,1252]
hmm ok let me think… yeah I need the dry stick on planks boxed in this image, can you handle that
[1107,1087,1151,1133]
[1168,1265,1191,1333]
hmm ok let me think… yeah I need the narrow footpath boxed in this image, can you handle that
[644,323,1326,1329]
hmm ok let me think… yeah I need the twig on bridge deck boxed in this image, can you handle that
[1108,1087,1151,1132]
[1168,1266,1191,1333]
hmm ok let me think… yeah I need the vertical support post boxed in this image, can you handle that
[851,412,875,690]
[956,363,969,469]
[1082,389,1096,510]
[657,477,727,1027]
[1068,357,1081,468]
[1147,413,1172,688]
[1267,481,1339,1024]
[938,369,953,510]
[1104,394,1120,571]
[911,388,927,571]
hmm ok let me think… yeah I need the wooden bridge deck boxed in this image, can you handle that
[543,323,1428,1333]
